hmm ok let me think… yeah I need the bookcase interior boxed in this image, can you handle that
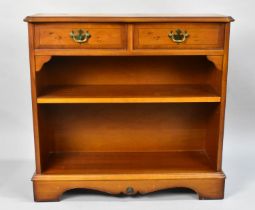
[36,55,221,175]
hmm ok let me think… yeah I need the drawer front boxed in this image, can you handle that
[134,23,225,49]
[35,23,127,49]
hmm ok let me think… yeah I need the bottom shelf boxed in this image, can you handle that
[43,151,214,175]
[35,151,224,201]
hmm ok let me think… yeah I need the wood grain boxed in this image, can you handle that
[206,56,223,70]
[35,55,52,72]
[34,49,225,56]
[134,23,225,49]
[28,23,44,173]
[25,14,233,201]
[38,103,216,153]
[36,56,220,86]
[37,84,221,103]
[43,151,214,175]
[33,174,225,201]
[35,23,127,49]
[24,14,234,23]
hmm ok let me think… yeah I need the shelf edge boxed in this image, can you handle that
[33,172,225,181]
[37,97,221,104]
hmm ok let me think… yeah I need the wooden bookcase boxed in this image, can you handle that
[24,14,234,201]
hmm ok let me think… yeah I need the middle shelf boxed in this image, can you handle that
[37,84,221,104]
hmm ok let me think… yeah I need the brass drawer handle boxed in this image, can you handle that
[70,29,91,43]
[126,186,135,195]
[168,29,189,43]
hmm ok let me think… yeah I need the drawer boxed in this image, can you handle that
[35,23,127,49]
[134,23,225,49]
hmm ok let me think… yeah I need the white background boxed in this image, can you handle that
[0,0,254,209]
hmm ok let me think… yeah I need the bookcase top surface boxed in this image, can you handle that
[24,13,234,23]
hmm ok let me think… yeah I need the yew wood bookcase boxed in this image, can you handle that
[24,14,234,201]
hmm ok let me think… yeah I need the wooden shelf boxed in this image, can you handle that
[43,151,214,176]
[37,84,220,103]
